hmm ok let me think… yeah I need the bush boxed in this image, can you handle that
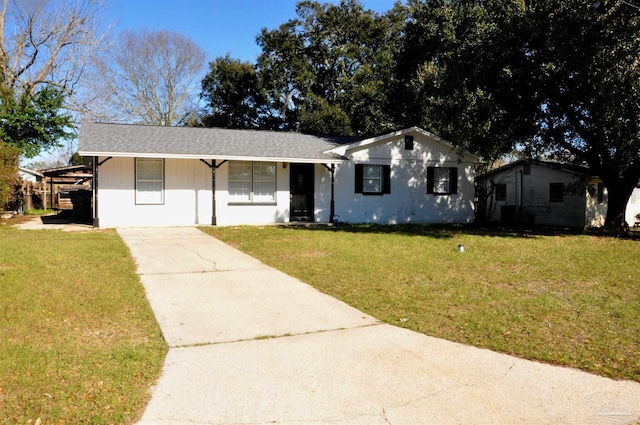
[0,143,20,211]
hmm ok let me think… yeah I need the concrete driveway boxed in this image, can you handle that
[117,227,640,425]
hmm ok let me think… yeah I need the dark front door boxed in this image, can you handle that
[290,163,314,221]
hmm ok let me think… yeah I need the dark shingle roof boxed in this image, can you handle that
[78,122,351,163]
[479,159,592,179]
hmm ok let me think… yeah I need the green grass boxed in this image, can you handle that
[0,225,167,424]
[201,224,640,382]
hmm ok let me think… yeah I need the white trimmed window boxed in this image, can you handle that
[427,166,458,195]
[228,161,276,203]
[363,165,382,193]
[355,164,391,195]
[434,168,450,193]
[135,158,164,204]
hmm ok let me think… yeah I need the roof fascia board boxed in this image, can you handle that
[78,151,345,164]
[19,167,44,177]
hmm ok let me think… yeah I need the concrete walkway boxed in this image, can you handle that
[13,213,94,232]
[117,227,640,425]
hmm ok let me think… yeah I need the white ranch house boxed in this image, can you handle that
[479,159,640,228]
[78,122,479,228]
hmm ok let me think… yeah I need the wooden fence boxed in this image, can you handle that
[18,181,78,212]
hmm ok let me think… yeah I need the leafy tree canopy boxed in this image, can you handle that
[200,55,265,129]
[1,0,107,159]
[395,0,640,231]
[0,86,75,158]
[200,0,405,135]
[527,0,640,230]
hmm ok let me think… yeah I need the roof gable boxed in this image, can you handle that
[324,127,479,162]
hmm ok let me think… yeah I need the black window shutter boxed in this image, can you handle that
[382,165,391,194]
[355,164,363,193]
[426,167,434,194]
[450,167,458,194]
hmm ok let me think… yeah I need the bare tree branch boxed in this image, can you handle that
[88,28,206,126]
[1,0,109,108]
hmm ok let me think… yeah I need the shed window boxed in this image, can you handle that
[427,167,458,195]
[495,183,507,201]
[355,164,391,195]
[549,183,564,202]
[228,161,276,203]
[135,158,164,205]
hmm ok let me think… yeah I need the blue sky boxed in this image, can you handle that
[27,0,398,165]
[107,0,398,63]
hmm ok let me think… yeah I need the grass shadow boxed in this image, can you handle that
[279,222,602,240]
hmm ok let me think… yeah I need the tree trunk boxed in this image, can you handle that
[603,178,636,234]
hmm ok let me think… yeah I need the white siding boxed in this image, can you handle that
[486,163,588,227]
[626,187,640,226]
[330,133,476,224]
[314,163,332,222]
[97,157,212,227]
[96,133,479,227]
[97,157,293,227]
[585,178,607,228]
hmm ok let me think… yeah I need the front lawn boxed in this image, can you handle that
[0,225,166,424]
[201,224,640,382]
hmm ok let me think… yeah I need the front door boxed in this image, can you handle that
[290,163,314,221]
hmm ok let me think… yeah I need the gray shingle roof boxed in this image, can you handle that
[78,122,351,163]
[479,159,591,179]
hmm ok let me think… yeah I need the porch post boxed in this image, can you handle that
[330,164,335,223]
[200,159,220,226]
[49,175,54,211]
[92,156,99,227]
[211,160,217,226]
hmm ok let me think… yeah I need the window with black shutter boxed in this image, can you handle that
[355,164,391,195]
[427,167,458,195]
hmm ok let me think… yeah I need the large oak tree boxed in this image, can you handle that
[396,0,640,231]
[527,0,640,231]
